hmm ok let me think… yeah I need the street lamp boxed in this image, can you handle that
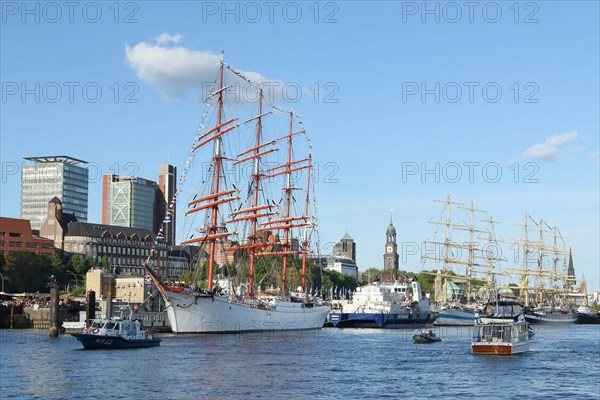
[0,272,5,293]
[66,271,79,288]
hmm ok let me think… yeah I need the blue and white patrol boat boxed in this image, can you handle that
[72,317,160,349]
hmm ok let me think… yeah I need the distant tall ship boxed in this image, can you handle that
[145,58,329,333]
[506,215,577,324]
[424,195,505,327]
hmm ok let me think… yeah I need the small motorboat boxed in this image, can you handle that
[72,317,160,349]
[413,329,441,343]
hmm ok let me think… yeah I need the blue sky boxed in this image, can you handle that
[1,1,598,291]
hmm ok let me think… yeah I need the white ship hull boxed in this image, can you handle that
[472,337,533,355]
[434,308,478,326]
[164,289,330,333]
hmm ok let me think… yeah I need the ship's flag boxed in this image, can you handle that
[483,300,492,316]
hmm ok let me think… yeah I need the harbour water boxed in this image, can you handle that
[1,325,599,399]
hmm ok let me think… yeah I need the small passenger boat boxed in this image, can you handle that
[413,329,441,343]
[472,301,534,355]
[72,317,160,349]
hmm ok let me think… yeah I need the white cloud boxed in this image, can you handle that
[523,131,579,161]
[524,143,560,161]
[592,151,599,159]
[546,131,578,146]
[154,33,183,45]
[125,34,282,102]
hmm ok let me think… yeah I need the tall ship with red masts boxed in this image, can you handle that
[145,58,329,333]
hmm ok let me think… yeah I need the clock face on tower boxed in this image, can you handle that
[387,245,393,253]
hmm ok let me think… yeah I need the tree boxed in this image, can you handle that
[360,267,382,285]
[416,270,437,299]
[322,270,359,298]
[0,252,5,275]
[100,256,111,273]
[69,254,85,275]
[49,252,67,285]
[4,252,52,292]
[83,256,97,274]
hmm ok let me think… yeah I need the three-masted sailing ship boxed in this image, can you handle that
[145,59,329,333]
[424,195,505,326]
[506,214,577,324]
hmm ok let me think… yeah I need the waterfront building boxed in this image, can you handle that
[39,197,78,252]
[167,245,204,278]
[324,232,359,279]
[21,155,89,230]
[87,268,145,303]
[63,223,168,275]
[102,175,159,232]
[383,216,399,277]
[101,164,177,243]
[326,256,359,280]
[0,217,56,257]
[158,164,177,245]
[41,198,168,275]
[334,232,356,262]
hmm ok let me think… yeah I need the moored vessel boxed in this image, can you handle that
[144,57,329,333]
[508,215,577,325]
[328,280,435,329]
[575,305,600,324]
[72,317,160,349]
[524,305,577,324]
[424,196,504,326]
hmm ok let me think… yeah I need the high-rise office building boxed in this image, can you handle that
[21,155,89,230]
[158,164,177,245]
[102,175,159,231]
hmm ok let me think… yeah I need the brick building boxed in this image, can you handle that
[0,217,55,257]
[40,198,168,275]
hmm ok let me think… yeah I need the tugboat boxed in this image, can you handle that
[72,317,160,349]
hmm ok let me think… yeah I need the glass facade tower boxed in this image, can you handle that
[103,175,158,231]
[21,156,89,230]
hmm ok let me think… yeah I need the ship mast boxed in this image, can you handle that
[258,111,312,295]
[281,112,293,293]
[522,215,531,307]
[181,58,240,292]
[457,202,485,304]
[228,85,278,298]
[301,154,313,293]
[248,87,264,298]
[207,60,225,292]
[425,194,464,304]
[480,215,505,301]
[537,218,545,304]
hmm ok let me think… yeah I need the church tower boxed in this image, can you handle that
[566,246,575,289]
[383,211,399,278]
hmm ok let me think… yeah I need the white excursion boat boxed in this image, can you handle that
[472,301,534,355]
[144,57,329,333]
